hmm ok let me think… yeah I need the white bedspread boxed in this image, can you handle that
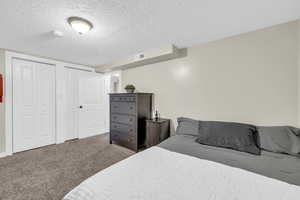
[64,147,300,200]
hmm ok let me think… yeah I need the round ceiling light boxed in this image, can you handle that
[68,17,93,35]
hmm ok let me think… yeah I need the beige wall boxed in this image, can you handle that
[123,21,299,132]
[0,50,5,153]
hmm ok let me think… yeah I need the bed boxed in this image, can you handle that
[159,134,300,186]
[64,119,300,200]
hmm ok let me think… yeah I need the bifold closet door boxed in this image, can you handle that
[65,69,106,140]
[78,71,106,138]
[13,59,55,153]
[65,68,79,141]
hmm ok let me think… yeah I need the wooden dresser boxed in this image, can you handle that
[109,93,153,152]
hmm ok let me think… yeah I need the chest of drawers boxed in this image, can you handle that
[109,93,153,152]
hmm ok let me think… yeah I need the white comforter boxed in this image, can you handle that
[64,147,300,200]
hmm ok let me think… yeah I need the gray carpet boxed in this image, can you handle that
[0,133,134,200]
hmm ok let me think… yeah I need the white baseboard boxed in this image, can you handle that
[0,152,8,158]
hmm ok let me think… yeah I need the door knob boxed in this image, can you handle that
[79,105,83,109]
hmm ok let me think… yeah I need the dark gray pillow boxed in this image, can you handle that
[176,117,199,136]
[257,126,300,156]
[196,121,260,155]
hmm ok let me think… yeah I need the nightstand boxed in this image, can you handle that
[146,119,170,148]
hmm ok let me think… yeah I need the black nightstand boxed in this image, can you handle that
[145,119,170,148]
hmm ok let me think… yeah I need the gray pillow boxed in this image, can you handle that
[176,117,199,136]
[257,126,300,156]
[196,121,260,155]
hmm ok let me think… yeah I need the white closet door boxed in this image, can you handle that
[65,68,79,141]
[13,59,55,152]
[78,71,106,138]
[35,62,55,147]
[13,59,37,152]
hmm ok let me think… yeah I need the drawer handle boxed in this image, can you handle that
[129,118,133,122]
[129,129,133,132]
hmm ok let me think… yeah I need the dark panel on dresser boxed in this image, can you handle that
[109,93,153,152]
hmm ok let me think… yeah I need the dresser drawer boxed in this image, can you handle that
[110,130,136,142]
[111,114,136,125]
[110,130,137,150]
[111,122,136,136]
[110,96,136,102]
[111,102,136,115]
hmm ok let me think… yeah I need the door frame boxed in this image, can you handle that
[5,51,95,155]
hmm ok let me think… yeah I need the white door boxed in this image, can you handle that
[78,71,106,138]
[13,59,55,152]
[65,69,79,141]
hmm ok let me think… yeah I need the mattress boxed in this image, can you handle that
[64,146,300,200]
[159,134,300,186]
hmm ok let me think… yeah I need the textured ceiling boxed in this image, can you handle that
[0,0,299,67]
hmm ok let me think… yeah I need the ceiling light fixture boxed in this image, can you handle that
[67,16,93,35]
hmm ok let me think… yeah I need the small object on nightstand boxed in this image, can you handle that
[146,118,170,148]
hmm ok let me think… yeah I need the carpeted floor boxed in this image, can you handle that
[0,133,134,200]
